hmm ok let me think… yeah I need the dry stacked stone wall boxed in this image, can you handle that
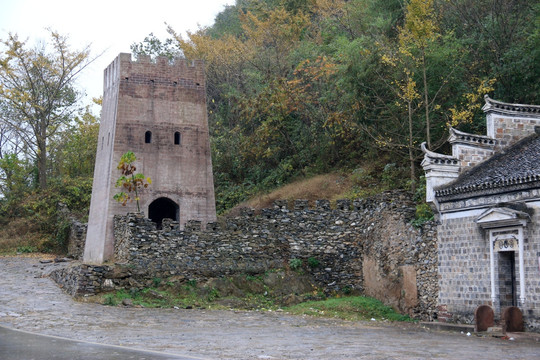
[66,220,87,260]
[52,191,438,319]
[57,203,87,260]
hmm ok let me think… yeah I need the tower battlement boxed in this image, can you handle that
[104,53,206,92]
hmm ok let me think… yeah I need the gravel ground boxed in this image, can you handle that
[1,256,540,360]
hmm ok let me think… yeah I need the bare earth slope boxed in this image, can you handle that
[229,173,352,215]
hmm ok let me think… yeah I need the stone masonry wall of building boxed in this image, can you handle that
[453,145,495,170]
[437,214,492,323]
[54,191,439,319]
[520,201,540,331]
[437,196,540,331]
[487,113,540,150]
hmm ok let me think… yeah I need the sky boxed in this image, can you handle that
[0,0,235,109]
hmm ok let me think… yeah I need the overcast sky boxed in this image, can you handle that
[0,0,235,108]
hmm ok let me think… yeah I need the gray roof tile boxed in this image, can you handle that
[436,133,540,198]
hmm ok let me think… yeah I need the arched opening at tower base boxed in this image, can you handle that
[148,197,179,228]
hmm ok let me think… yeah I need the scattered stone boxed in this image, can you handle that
[280,294,303,307]
[106,266,131,279]
[147,290,165,300]
[102,279,114,290]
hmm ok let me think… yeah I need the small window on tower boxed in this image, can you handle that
[174,132,181,145]
[145,131,152,144]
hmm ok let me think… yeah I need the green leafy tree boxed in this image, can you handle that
[49,103,100,179]
[0,153,31,201]
[130,33,182,60]
[399,0,439,149]
[441,0,538,103]
[0,30,96,189]
[113,151,151,213]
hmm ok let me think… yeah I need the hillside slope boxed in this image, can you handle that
[226,167,404,215]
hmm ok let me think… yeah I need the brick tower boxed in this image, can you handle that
[84,53,216,264]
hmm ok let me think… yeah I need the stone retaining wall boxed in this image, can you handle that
[53,191,438,319]
[66,220,87,260]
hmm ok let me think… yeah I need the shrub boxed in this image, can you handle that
[412,176,434,228]
[289,258,302,270]
[103,294,118,306]
[16,245,37,253]
[307,257,320,268]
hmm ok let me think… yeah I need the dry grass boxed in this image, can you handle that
[0,252,56,259]
[0,217,45,254]
[229,173,354,214]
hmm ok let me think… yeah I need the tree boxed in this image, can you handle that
[0,30,96,189]
[113,151,152,213]
[170,4,312,188]
[0,153,31,202]
[0,98,32,199]
[440,0,537,103]
[400,0,439,149]
[130,33,182,60]
[48,103,100,179]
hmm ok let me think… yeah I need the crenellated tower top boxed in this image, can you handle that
[104,53,206,93]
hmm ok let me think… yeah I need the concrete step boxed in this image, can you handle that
[420,321,475,333]
[486,326,505,337]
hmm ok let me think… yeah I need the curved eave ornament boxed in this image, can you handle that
[482,95,540,117]
[448,127,496,148]
[420,142,459,168]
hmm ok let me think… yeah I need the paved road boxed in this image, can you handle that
[1,256,540,359]
[0,326,200,360]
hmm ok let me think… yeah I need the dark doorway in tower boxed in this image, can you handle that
[148,197,179,229]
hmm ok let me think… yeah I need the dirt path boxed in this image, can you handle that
[1,256,539,359]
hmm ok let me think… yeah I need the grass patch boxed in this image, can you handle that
[284,296,412,322]
[99,285,412,324]
[102,288,171,308]
[98,285,278,310]
[16,245,38,253]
